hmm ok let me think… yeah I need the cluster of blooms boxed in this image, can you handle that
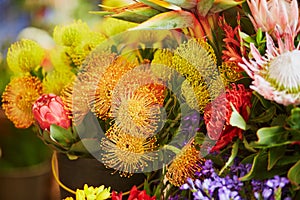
[173,160,291,200]
[2,0,300,199]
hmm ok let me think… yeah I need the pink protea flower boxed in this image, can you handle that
[247,0,300,38]
[239,28,300,106]
[32,93,71,130]
[204,84,252,152]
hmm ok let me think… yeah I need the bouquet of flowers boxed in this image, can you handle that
[2,0,300,199]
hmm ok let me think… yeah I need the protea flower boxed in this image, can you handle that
[239,29,300,106]
[247,0,300,38]
[32,93,71,130]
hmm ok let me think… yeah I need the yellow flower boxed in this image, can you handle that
[86,55,136,119]
[219,61,244,85]
[43,70,75,96]
[7,39,45,74]
[151,49,174,80]
[64,184,110,200]
[2,76,43,128]
[101,124,157,177]
[112,91,162,138]
[166,141,205,187]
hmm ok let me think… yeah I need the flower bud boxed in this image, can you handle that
[32,93,71,130]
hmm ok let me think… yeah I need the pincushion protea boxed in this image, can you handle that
[247,0,300,38]
[239,28,300,106]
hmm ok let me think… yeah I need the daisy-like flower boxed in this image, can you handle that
[2,76,43,128]
[166,141,205,187]
[6,39,45,74]
[247,0,300,38]
[239,29,300,106]
[101,124,157,177]
[111,90,162,138]
[204,84,252,152]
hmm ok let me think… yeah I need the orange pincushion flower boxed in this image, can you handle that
[2,76,43,128]
[166,141,205,187]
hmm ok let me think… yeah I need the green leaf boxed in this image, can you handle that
[219,140,239,175]
[165,0,197,9]
[240,151,285,181]
[287,107,300,130]
[250,106,276,123]
[139,0,181,12]
[210,0,244,13]
[196,0,214,16]
[256,28,263,44]
[50,124,74,147]
[288,160,300,185]
[268,146,286,170]
[229,103,247,130]
[129,10,195,30]
[110,7,160,23]
[69,138,100,155]
[254,126,287,147]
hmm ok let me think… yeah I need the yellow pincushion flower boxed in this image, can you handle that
[87,56,136,119]
[101,124,157,177]
[53,20,89,47]
[172,38,217,82]
[166,141,205,187]
[219,61,244,85]
[43,70,75,96]
[7,39,45,74]
[2,76,43,128]
[53,20,106,67]
[151,49,174,80]
[112,91,162,138]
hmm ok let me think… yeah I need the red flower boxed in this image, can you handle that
[111,186,156,200]
[204,84,252,152]
[32,93,71,130]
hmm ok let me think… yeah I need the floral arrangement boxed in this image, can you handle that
[2,0,300,199]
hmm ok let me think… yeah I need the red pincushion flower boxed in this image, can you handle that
[204,84,252,152]
[32,93,71,130]
[111,186,156,200]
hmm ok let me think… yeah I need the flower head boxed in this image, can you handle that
[112,91,162,138]
[166,141,205,187]
[111,185,156,200]
[2,76,43,128]
[239,29,300,105]
[101,125,157,177]
[204,84,252,151]
[247,0,300,38]
[32,93,71,130]
[7,39,45,74]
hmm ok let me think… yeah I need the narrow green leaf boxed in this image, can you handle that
[287,107,300,130]
[165,0,197,9]
[229,103,247,130]
[256,28,263,44]
[197,0,214,16]
[268,146,286,170]
[240,151,285,181]
[250,106,276,123]
[139,0,181,11]
[288,160,300,185]
[129,10,195,30]
[219,140,239,175]
[110,7,160,23]
[210,0,245,13]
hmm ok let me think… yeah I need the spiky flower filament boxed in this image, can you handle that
[85,55,136,119]
[112,91,162,138]
[101,125,157,177]
[2,76,43,128]
[166,141,205,187]
[7,39,45,74]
